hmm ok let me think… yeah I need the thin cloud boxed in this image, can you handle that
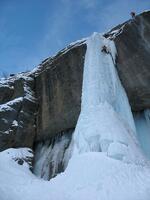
[37,0,150,62]
[77,0,98,9]
[38,0,74,58]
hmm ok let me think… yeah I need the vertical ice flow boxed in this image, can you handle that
[73,33,147,165]
[134,109,150,159]
[81,33,135,129]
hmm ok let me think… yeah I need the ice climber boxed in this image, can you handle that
[101,45,109,54]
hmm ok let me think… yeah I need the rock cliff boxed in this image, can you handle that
[35,41,86,141]
[0,74,37,151]
[105,11,150,111]
[0,11,150,153]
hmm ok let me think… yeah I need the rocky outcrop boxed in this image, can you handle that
[35,41,86,141]
[0,40,86,151]
[105,11,150,111]
[0,74,37,151]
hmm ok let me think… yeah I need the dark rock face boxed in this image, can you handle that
[35,41,86,141]
[0,41,86,151]
[0,74,37,151]
[0,85,14,104]
[105,11,150,111]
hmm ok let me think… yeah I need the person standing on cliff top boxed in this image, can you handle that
[130,11,136,19]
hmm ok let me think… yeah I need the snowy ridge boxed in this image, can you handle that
[0,71,36,139]
[0,72,33,84]
[23,81,36,103]
[105,25,125,39]
[0,97,23,112]
[0,148,33,167]
[0,71,36,104]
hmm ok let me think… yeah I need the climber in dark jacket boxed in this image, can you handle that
[130,11,136,19]
[101,45,109,54]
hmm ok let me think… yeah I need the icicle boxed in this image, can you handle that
[33,131,73,180]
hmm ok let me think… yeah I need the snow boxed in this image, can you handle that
[0,84,14,90]
[0,97,23,112]
[0,148,33,163]
[12,120,18,127]
[0,72,33,85]
[106,24,125,39]
[0,33,150,200]
[0,149,150,200]
[24,83,36,103]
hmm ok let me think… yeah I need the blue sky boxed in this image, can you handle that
[0,0,149,75]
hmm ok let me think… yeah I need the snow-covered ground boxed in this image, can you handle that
[0,33,150,200]
[0,148,150,200]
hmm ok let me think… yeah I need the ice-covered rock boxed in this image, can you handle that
[33,129,73,180]
[0,74,37,151]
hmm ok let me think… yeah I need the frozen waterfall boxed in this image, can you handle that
[33,33,149,183]
[73,33,147,165]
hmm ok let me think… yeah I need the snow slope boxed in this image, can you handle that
[0,33,150,200]
[0,148,150,200]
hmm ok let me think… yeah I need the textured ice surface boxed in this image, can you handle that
[80,33,135,131]
[134,109,150,159]
[73,33,145,165]
[33,131,73,180]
